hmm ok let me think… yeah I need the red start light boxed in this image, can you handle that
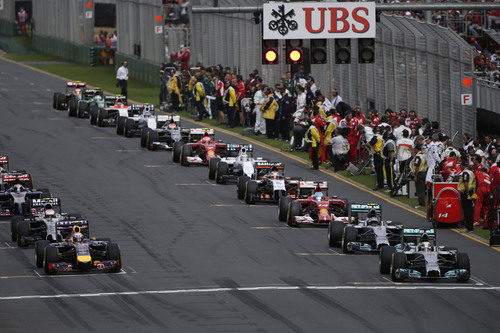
[265,50,277,63]
[289,49,302,63]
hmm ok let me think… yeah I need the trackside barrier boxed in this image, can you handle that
[32,34,92,65]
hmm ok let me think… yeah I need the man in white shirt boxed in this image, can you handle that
[331,89,342,108]
[253,85,267,135]
[293,86,306,122]
[396,129,414,173]
[116,61,129,100]
[393,118,411,141]
[329,129,350,171]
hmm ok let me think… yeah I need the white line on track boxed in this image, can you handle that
[0,284,498,301]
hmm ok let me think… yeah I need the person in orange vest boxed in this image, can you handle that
[473,167,491,228]
[17,8,28,35]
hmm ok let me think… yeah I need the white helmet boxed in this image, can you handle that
[44,209,56,219]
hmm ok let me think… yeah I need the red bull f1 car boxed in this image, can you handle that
[39,226,121,275]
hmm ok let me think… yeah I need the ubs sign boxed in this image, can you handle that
[263,2,376,39]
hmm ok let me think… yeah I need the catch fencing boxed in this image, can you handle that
[190,7,476,137]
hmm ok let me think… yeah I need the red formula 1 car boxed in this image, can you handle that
[283,183,349,227]
[427,180,462,228]
[174,129,245,167]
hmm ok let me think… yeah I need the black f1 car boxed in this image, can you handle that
[53,81,86,111]
[38,226,121,275]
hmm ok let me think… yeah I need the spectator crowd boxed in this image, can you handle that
[161,60,500,233]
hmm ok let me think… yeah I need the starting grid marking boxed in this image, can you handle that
[0,284,498,301]
[0,268,130,280]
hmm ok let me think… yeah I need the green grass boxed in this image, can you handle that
[12,36,33,49]
[472,228,490,240]
[33,64,158,103]
[6,53,66,62]
[6,47,492,242]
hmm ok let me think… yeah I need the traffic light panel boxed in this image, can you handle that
[310,39,327,64]
[335,39,351,64]
[262,39,279,64]
[358,38,375,63]
[286,39,303,64]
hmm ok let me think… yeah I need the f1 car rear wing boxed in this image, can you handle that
[56,220,89,238]
[227,144,253,152]
[402,228,436,244]
[256,161,284,169]
[82,89,103,98]
[131,104,155,112]
[1,173,32,188]
[348,203,382,221]
[31,198,62,214]
[0,156,8,170]
[298,181,328,196]
[190,128,214,135]
[66,82,86,88]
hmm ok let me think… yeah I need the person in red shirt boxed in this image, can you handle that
[173,45,190,70]
[347,124,365,163]
[339,111,357,130]
[440,153,461,182]
[405,110,421,129]
[471,155,484,172]
[235,75,246,126]
[17,8,28,35]
[368,110,380,127]
[489,162,500,222]
[353,106,365,126]
[474,168,492,228]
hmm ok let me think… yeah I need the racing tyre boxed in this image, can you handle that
[10,215,23,242]
[180,144,192,166]
[124,118,134,138]
[97,109,108,127]
[208,158,220,180]
[328,221,345,248]
[244,181,258,205]
[237,176,249,200]
[278,196,292,222]
[52,93,59,109]
[35,240,50,268]
[140,128,148,148]
[16,220,30,247]
[215,162,228,184]
[44,246,59,275]
[68,99,78,117]
[106,243,122,272]
[116,116,126,135]
[147,130,158,150]
[391,252,408,282]
[172,141,183,163]
[89,105,98,125]
[287,201,301,227]
[342,226,358,253]
[77,101,88,118]
[456,253,470,282]
[379,246,396,274]
[55,93,65,110]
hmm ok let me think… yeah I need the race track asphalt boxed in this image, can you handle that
[0,57,499,333]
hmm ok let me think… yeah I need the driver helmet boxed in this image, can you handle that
[72,232,84,243]
[314,192,324,201]
[367,216,380,226]
[202,136,211,143]
[13,183,23,192]
[168,121,177,128]
[269,171,280,179]
[94,95,103,101]
[44,208,56,220]
[420,241,431,251]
